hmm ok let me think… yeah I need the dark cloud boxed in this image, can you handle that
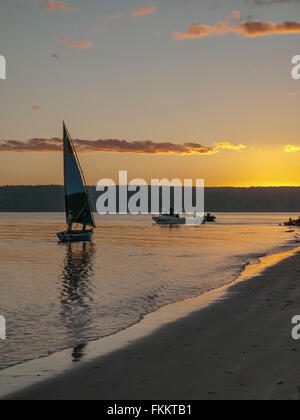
[0,138,62,152]
[174,20,300,39]
[0,138,245,155]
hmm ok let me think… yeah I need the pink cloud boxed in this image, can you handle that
[41,0,76,11]
[173,20,300,40]
[32,106,41,111]
[112,13,123,19]
[132,6,157,16]
[228,11,241,21]
[59,37,92,49]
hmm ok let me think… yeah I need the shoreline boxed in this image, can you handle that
[2,245,300,400]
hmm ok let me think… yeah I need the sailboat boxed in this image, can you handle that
[57,122,96,242]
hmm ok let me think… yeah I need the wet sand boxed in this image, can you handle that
[7,251,300,400]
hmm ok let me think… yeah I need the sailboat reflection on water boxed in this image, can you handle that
[59,242,95,362]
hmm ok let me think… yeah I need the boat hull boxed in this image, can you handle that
[152,216,186,225]
[204,214,216,223]
[57,230,94,243]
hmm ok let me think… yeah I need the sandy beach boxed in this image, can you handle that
[5,249,300,401]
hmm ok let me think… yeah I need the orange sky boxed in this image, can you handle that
[1,0,300,186]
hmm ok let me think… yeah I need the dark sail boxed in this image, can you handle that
[63,122,96,228]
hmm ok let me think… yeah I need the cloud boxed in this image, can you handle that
[112,13,123,19]
[51,53,59,58]
[284,144,300,152]
[174,22,228,40]
[94,26,105,33]
[0,138,61,152]
[215,142,247,151]
[32,106,41,111]
[59,37,92,49]
[228,11,241,21]
[173,20,300,39]
[132,6,157,16]
[0,138,246,155]
[250,0,300,5]
[41,0,76,11]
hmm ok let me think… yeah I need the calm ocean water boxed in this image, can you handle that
[0,212,299,370]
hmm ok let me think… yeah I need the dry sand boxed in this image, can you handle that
[7,252,300,400]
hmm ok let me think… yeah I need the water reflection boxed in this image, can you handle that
[72,343,87,363]
[59,242,95,362]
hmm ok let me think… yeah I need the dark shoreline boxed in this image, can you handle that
[1,186,300,212]
[5,248,300,400]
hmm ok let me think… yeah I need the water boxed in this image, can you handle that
[0,212,298,371]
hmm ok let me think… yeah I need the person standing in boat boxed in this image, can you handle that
[169,208,179,219]
[67,210,74,233]
[81,210,89,233]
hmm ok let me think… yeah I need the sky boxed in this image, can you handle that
[0,0,300,186]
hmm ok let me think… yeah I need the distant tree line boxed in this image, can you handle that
[0,185,300,212]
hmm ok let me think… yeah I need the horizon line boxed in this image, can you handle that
[1,184,300,189]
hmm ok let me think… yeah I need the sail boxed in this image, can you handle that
[63,122,96,228]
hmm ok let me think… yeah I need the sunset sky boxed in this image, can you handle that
[0,0,300,186]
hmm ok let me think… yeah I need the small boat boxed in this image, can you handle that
[57,230,94,243]
[284,217,300,227]
[153,209,185,225]
[204,213,216,223]
[57,122,96,242]
[153,214,186,225]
